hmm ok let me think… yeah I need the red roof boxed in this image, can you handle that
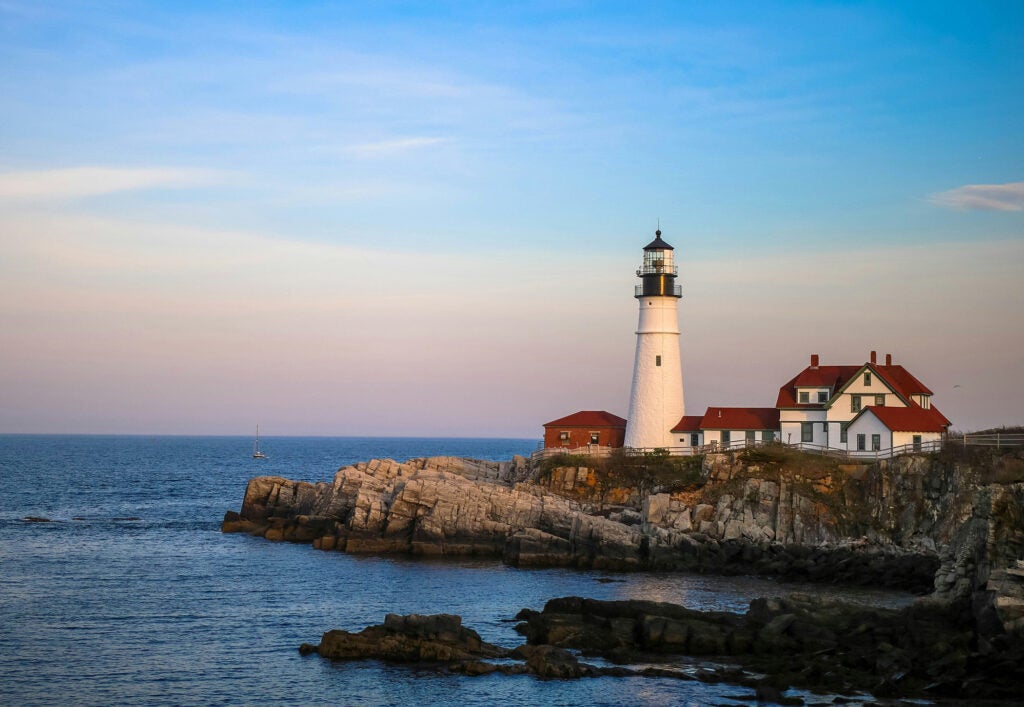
[776,365,860,407]
[874,364,933,397]
[699,407,780,430]
[777,360,934,408]
[860,404,950,432]
[670,415,704,432]
[543,410,627,428]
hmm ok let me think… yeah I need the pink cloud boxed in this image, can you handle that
[929,181,1024,211]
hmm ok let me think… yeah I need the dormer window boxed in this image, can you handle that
[817,391,828,403]
[799,391,809,404]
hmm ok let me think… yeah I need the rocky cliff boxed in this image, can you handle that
[223,447,1024,634]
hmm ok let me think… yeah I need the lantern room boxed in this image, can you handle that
[635,229,682,298]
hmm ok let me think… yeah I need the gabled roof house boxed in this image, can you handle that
[776,351,950,453]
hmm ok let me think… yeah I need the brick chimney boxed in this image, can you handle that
[885,353,892,366]
[810,354,819,369]
[870,350,877,365]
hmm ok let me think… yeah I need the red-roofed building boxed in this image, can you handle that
[845,405,951,455]
[777,351,949,451]
[543,410,627,450]
[670,415,704,449]
[671,408,780,450]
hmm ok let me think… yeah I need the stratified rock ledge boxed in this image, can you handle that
[222,455,947,591]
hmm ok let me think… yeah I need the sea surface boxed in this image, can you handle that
[1,435,916,706]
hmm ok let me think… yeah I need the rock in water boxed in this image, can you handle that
[311,613,508,663]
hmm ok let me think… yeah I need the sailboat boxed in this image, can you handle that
[252,425,267,459]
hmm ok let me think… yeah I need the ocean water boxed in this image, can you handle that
[0,435,914,706]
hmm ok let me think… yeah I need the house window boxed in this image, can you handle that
[690,433,699,447]
[875,395,885,406]
[763,431,775,442]
[913,435,922,451]
[799,391,810,404]
[871,434,881,451]
[822,421,828,440]
[745,430,756,443]
[851,395,862,413]
[559,431,569,440]
[721,430,731,447]
[856,434,866,451]
[817,391,828,403]
[864,372,872,386]
[801,422,813,443]
[655,355,662,367]
[590,432,600,445]
[840,423,848,443]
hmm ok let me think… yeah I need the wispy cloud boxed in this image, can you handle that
[0,167,226,201]
[928,181,1024,212]
[346,136,451,157]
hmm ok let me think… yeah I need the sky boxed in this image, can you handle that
[1,1,1022,438]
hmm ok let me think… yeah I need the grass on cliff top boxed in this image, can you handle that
[538,450,705,495]
[736,443,841,479]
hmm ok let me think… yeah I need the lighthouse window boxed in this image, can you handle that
[655,355,662,366]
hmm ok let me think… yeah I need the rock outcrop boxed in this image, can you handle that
[224,449,1024,604]
[512,594,1024,700]
[223,456,647,569]
[301,596,1024,701]
[300,613,507,663]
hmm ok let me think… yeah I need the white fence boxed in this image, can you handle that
[529,434,1022,464]
[950,432,1024,449]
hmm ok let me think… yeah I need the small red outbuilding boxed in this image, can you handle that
[542,410,627,449]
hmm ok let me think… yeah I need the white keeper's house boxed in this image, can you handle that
[671,351,951,455]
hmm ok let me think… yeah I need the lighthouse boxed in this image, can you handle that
[623,229,685,449]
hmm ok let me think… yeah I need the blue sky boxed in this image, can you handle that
[1,1,1022,436]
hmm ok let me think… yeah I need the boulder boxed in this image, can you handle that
[312,613,507,663]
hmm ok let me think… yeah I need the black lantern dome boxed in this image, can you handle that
[635,229,682,298]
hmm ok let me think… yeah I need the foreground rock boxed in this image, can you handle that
[515,594,1024,700]
[300,613,638,679]
[302,597,1023,702]
[222,455,944,590]
[300,613,508,663]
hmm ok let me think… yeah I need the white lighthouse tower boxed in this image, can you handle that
[624,229,685,449]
